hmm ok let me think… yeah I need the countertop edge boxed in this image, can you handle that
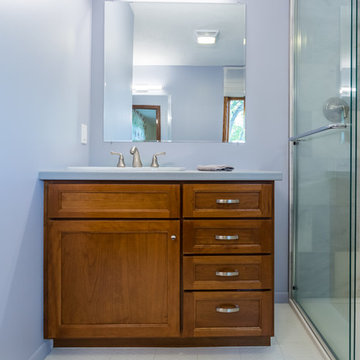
[38,170,283,181]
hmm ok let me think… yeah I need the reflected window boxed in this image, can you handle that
[132,105,161,142]
[222,97,245,143]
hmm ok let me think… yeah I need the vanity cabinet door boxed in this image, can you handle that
[45,220,180,339]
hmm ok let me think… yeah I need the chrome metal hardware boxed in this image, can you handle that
[289,123,347,143]
[151,152,166,167]
[216,199,240,204]
[216,304,240,313]
[110,151,125,167]
[323,97,349,121]
[171,235,177,241]
[216,270,239,277]
[215,235,239,241]
[130,146,142,167]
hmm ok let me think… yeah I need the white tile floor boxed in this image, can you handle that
[45,304,327,360]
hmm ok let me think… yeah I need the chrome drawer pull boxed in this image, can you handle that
[215,235,239,241]
[216,304,240,313]
[216,199,240,204]
[216,270,239,277]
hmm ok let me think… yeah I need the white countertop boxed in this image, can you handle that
[39,168,282,181]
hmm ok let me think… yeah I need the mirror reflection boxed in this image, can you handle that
[104,1,246,143]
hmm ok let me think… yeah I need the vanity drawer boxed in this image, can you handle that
[183,255,272,290]
[183,183,273,218]
[183,291,273,337]
[183,220,273,254]
[46,183,180,219]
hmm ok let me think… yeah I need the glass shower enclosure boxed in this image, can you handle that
[290,0,358,359]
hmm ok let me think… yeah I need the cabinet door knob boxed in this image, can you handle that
[171,235,177,240]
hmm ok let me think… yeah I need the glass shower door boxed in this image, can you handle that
[291,0,357,359]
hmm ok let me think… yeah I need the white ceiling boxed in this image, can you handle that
[130,2,246,66]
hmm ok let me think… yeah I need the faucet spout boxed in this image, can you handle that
[130,146,142,167]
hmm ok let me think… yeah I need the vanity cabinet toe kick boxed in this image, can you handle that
[44,181,274,347]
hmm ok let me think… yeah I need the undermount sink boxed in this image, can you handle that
[67,166,186,172]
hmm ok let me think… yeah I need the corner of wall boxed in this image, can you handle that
[28,341,52,360]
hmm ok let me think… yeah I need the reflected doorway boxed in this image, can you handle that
[132,105,161,142]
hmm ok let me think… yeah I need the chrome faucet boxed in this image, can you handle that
[110,151,125,167]
[130,146,142,167]
[151,152,166,167]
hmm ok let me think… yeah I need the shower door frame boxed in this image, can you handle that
[288,0,358,359]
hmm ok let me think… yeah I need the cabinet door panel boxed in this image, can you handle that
[46,220,180,338]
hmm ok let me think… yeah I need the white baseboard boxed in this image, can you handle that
[28,341,52,360]
[275,292,289,303]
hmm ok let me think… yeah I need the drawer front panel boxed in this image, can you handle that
[183,291,273,337]
[183,183,273,218]
[47,183,180,218]
[183,220,273,254]
[183,255,272,290]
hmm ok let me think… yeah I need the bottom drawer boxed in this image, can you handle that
[183,291,273,337]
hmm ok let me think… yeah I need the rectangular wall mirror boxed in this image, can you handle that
[104,0,246,143]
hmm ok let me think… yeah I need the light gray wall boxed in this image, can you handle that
[133,66,224,141]
[0,1,92,359]
[104,1,134,141]
[90,0,289,302]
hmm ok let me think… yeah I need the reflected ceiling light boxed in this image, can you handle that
[195,30,219,45]
[132,84,163,92]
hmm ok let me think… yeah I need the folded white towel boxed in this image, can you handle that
[197,164,234,172]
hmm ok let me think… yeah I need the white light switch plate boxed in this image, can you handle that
[81,124,87,144]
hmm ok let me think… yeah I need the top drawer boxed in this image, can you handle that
[183,183,273,218]
[46,183,180,219]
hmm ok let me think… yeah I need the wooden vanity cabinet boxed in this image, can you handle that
[44,181,274,347]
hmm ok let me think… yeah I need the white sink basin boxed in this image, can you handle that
[67,166,186,172]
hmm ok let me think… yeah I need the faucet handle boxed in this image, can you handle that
[110,151,125,167]
[151,152,166,168]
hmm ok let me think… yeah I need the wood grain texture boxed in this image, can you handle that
[183,255,272,290]
[47,183,180,219]
[183,183,273,218]
[183,219,273,254]
[54,336,270,347]
[46,220,180,338]
[183,291,273,337]
[44,180,275,345]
